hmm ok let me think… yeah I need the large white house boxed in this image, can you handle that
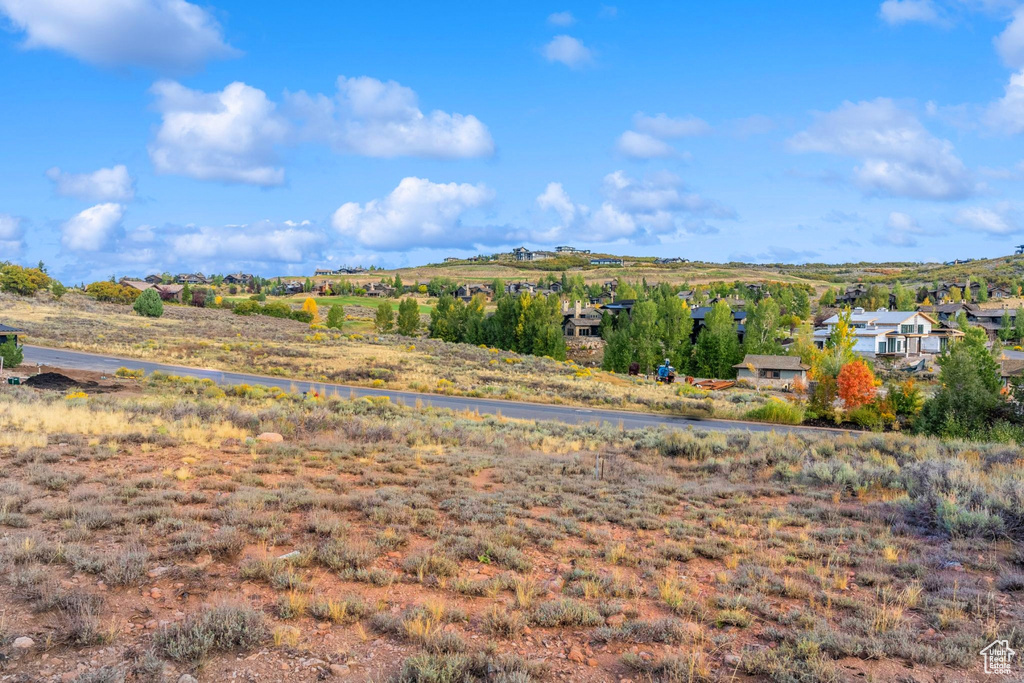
[814,307,962,358]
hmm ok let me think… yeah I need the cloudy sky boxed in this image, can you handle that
[2,1,1024,281]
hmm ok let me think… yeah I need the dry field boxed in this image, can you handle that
[1,293,784,422]
[0,375,1021,682]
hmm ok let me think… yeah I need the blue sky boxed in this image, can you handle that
[2,0,1024,281]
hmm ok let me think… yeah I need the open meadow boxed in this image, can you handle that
[0,374,1021,682]
[1,293,789,423]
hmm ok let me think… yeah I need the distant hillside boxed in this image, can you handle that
[298,252,1024,292]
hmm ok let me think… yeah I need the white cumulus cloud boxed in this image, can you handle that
[788,98,975,200]
[547,11,575,26]
[168,220,326,262]
[879,0,943,25]
[949,203,1020,235]
[875,211,926,247]
[0,0,236,70]
[535,171,732,243]
[287,76,493,159]
[331,177,502,250]
[615,131,676,159]
[0,213,24,252]
[543,35,593,68]
[995,5,1024,69]
[984,69,1024,133]
[148,80,289,186]
[616,112,710,160]
[46,164,135,202]
[61,202,124,251]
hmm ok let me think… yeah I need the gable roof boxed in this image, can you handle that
[733,354,809,371]
[0,323,25,333]
[823,309,937,326]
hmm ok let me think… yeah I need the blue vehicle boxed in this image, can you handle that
[656,359,676,383]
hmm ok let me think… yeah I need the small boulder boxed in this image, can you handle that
[178,675,199,683]
[724,654,742,667]
[605,614,626,627]
[329,664,351,677]
[12,636,34,649]
[256,432,284,443]
[567,647,586,664]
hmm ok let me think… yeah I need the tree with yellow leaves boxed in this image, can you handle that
[302,297,319,323]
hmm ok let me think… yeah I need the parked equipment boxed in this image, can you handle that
[656,359,676,384]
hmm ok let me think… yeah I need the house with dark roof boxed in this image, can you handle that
[0,323,24,347]
[561,300,603,337]
[689,306,747,343]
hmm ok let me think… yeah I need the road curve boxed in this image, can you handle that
[21,345,848,436]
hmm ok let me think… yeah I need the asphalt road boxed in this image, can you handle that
[20,345,841,435]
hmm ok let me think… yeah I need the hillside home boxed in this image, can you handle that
[144,274,164,284]
[512,247,552,262]
[590,257,623,266]
[555,246,590,254]
[813,307,960,357]
[733,354,809,386]
[223,272,254,285]
[562,300,603,337]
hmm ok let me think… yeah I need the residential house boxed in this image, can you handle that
[364,282,395,298]
[314,268,337,276]
[456,284,493,302]
[283,281,304,295]
[555,245,591,254]
[813,307,961,357]
[676,290,694,302]
[155,284,184,302]
[443,257,460,263]
[562,300,603,337]
[144,274,164,285]
[690,306,747,343]
[0,323,24,347]
[505,282,537,296]
[990,284,1014,299]
[1000,358,1024,390]
[175,273,207,285]
[590,257,623,266]
[834,284,870,307]
[120,278,153,293]
[223,272,254,285]
[511,247,553,262]
[654,257,686,264]
[733,354,809,386]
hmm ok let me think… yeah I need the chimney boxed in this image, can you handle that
[575,300,582,318]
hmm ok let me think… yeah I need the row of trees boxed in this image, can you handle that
[600,291,797,378]
[427,293,566,360]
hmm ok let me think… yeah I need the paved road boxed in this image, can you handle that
[20,345,842,435]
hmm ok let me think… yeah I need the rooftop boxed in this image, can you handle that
[733,354,809,371]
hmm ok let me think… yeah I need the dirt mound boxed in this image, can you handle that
[24,372,98,392]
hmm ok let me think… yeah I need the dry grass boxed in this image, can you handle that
[0,376,1020,681]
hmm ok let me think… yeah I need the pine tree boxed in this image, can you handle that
[133,288,164,318]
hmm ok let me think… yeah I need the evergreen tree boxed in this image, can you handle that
[793,289,811,318]
[181,283,191,305]
[918,325,1003,437]
[892,283,915,310]
[393,273,403,292]
[396,298,420,336]
[133,288,164,317]
[374,301,394,333]
[1015,307,1024,342]
[692,301,741,378]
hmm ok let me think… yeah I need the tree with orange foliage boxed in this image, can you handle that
[837,360,876,409]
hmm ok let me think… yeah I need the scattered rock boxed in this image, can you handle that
[329,664,351,677]
[178,675,199,683]
[277,551,303,561]
[567,647,586,664]
[12,637,34,649]
[605,614,625,627]
[724,654,742,667]
[257,432,284,443]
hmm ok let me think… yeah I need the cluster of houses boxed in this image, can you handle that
[834,280,1015,307]
[314,267,367,276]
